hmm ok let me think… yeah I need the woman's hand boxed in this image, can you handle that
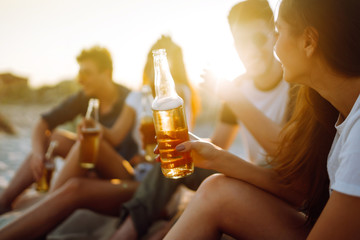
[175,140,224,170]
[153,139,224,170]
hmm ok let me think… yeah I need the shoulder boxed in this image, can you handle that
[340,109,360,154]
[175,84,190,93]
[126,91,141,102]
[115,83,131,97]
[175,84,191,101]
[331,106,360,197]
[126,91,141,109]
[55,90,88,109]
[232,74,248,85]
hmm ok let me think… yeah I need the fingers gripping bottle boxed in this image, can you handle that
[80,98,101,169]
[36,140,58,192]
[152,49,193,179]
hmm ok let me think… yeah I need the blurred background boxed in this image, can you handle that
[0,0,279,187]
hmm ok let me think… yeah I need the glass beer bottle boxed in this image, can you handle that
[79,98,101,169]
[139,85,157,161]
[152,49,193,179]
[36,140,58,192]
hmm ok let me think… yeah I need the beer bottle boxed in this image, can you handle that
[152,49,193,179]
[36,140,58,192]
[139,85,157,161]
[79,98,101,169]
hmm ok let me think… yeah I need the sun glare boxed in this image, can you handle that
[0,0,279,89]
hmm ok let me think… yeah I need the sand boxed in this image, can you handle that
[0,103,244,239]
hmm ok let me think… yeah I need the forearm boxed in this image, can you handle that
[210,150,300,205]
[102,125,119,147]
[102,105,135,147]
[227,100,281,156]
[210,122,239,150]
[31,118,50,156]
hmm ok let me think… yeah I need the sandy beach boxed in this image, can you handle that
[0,103,244,239]
[0,103,54,189]
[0,102,245,187]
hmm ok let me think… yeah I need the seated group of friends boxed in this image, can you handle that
[1,0,360,239]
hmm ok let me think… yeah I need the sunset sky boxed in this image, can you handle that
[0,0,279,89]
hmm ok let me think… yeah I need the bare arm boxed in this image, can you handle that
[178,141,303,206]
[226,98,282,156]
[30,118,51,180]
[211,121,239,150]
[101,104,136,147]
[214,148,301,205]
[32,118,50,154]
[307,191,360,239]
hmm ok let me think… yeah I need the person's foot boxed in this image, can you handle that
[109,215,138,240]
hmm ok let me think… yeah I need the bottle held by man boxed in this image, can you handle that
[152,49,193,179]
[79,98,101,169]
[36,140,58,192]
[139,85,157,161]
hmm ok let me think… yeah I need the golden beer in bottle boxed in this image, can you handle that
[139,85,157,161]
[140,116,157,161]
[152,49,193,179]
[80,98,101,169]
[36,140,57,192]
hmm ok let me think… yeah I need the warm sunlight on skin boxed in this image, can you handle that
[0,0,279,89]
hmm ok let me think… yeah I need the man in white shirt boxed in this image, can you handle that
[110,1,292,239]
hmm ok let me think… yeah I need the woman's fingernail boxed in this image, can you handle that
[176,145,185,151]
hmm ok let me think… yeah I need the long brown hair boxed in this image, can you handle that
[271,0,360,225]
[270,86,337,225]
[142,35,200,127]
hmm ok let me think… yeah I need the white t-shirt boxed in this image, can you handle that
[126,91,153,181]
[238,78,289,165]
[328,94,360,197]
[126,87,193,152]
[125,91,143,155]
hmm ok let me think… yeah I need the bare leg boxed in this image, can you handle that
[165,174,310,240]
[0,130,75,213]
[109,215,138,240]
[0,154,34,214]
[51,139,134,191]
[0,177,139,240]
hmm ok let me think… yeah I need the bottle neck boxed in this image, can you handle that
[153,55,177,98]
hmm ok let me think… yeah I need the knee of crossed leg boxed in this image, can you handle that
[194,174,229,208]
[196,174,253,209]
[61,178,86,206]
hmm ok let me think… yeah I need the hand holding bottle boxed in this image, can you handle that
[153,132,217,170]
[79,98,101,169]
[151,49,194,179]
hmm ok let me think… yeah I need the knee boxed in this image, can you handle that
[194,174,229,206]
[60,178,85,205]
[195,174,251,207]
[63,178,84,193]
[198,173,229,191]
